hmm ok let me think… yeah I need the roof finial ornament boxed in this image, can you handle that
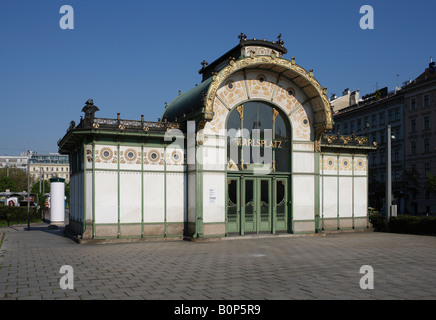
[277,33,284,46]
[238,32,247,41]
[201,60,208,68]
[81,98,99,127]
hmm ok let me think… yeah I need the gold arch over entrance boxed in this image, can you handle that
[204,54,333,134]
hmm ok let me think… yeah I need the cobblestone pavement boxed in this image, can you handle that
[1,223,435,300]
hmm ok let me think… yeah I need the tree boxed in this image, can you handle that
[0,167,28,192]
[425,172,436,196]
[31,180,50,206]
[0,176,17,192]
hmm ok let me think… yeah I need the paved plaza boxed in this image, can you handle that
[1,223,435,300]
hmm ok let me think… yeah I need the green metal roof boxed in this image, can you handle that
[161,76,213,122]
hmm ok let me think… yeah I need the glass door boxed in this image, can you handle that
[275,178,288,232]
[226,178,240,234]
[259,179,272,232]
[243,178,256,234]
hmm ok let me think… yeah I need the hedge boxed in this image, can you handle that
[0,206,41,227]
[369,214,436,236]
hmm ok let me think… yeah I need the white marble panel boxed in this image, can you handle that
[120,172,142,223]
[354,177,368,218]
[166,173,185,223]
[202,172,225,223]
[338,176,353,218]
[95,171,118,224]
[323,176,337,218]
[292,175,314,220]
[143,172,164,223]
[293,152,314,173]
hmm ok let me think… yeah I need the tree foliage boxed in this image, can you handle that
[0,176,17,192]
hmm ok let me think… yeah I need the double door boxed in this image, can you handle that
[226,175,289,235]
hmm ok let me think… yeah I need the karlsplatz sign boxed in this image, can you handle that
[232,137,287,149]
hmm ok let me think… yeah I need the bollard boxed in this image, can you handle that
[48,177,65,229]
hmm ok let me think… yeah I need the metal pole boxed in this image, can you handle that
[27,161,30,231]
[386,125,392,226]
[42,168,45,221]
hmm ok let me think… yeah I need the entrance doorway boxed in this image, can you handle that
[226,175,289,235]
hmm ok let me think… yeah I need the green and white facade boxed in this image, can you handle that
[58,36,375,242]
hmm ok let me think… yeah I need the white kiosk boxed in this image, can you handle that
[49,177,65,229]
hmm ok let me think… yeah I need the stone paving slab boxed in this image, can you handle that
[1,223,435,300]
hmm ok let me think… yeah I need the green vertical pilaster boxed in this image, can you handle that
[321,153,324,231]
[83,141,87,236]
[352,154,355,229]
[92,140,96,238]
[195,141,204,238]
[314,151,321,233]
[117,143,120,238]
[337,153,340,230]
[141,143,144,237]
[164,147,167,237]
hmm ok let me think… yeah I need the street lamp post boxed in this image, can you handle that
[386,125,393,226]
[27,160,30,231]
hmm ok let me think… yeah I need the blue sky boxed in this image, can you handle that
[1,0,435,155]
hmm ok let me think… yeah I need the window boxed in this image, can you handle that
[343,123,348,134]
[227,101,291,172]
[372,152,377,164]
[411,119,417,132]
[350,120,355,132]
[424,138,430,153]
[424,95,430,108]
[364,116,369,127]
[395,170,400,182]
[389,110,394,122]
[357,119,362,132]
[424,116,430,130]
[411,98,417,111]
[425,163,430,176]
[394,148,399,162]
[380,112,385,126]
[395,108,400,120]
[411,140,417,155]
[372,114,377,127]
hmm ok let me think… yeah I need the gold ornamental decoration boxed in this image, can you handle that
[203,55,333,135]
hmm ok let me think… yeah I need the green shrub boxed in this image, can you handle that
[369,213,386,231]
[0,206,41,226]
[388,215,436,235]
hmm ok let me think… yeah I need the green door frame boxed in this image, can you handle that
[226,173,290,235]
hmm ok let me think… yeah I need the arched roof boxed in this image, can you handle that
[162,39,333,134]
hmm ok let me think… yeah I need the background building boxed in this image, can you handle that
[1,151,69,185]
[331,59,436,215]
[28,152,70,183]
[402,60,436,215]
